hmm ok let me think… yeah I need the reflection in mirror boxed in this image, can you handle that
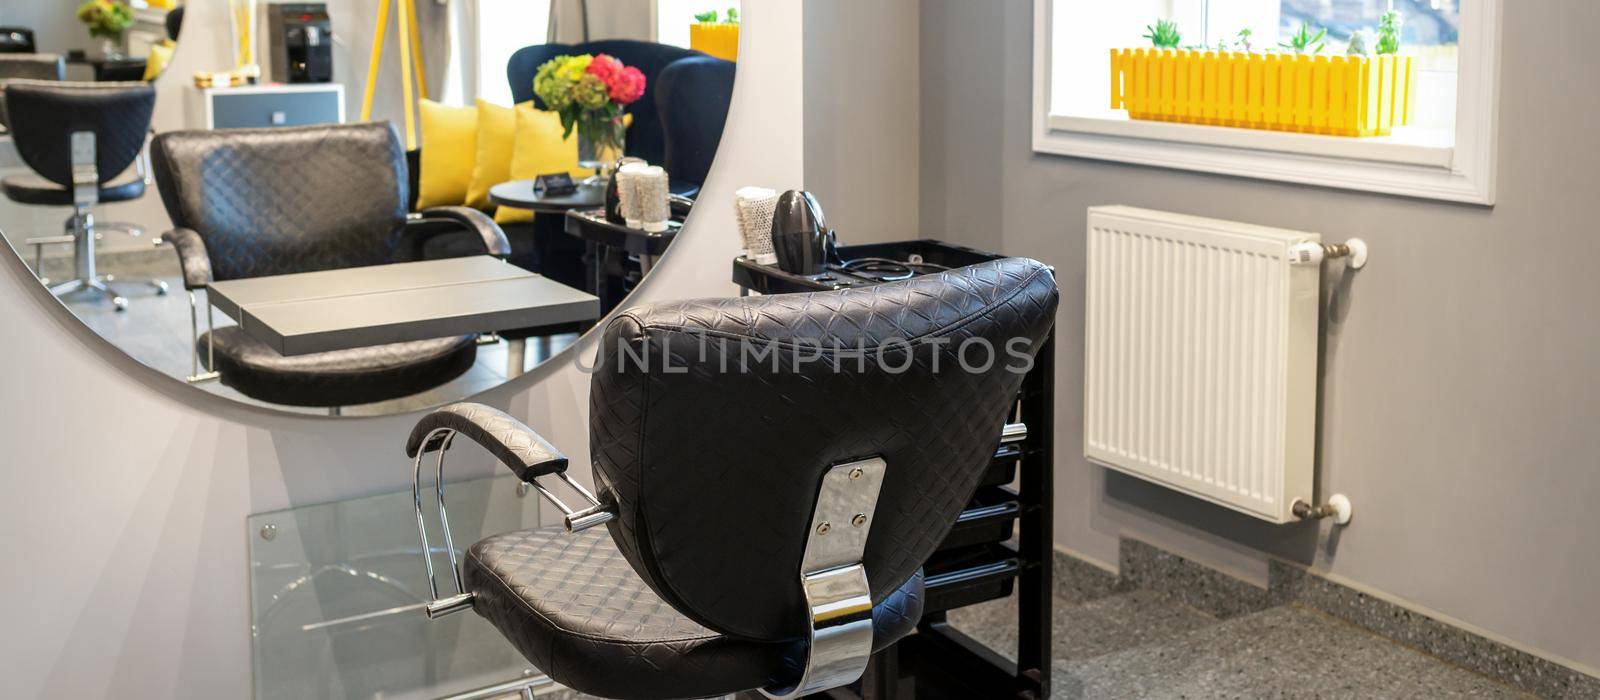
[0,0,738,417]
[0,1,182,85]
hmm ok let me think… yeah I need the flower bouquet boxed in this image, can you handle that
[533,53,647,180]
[76,0,135,56]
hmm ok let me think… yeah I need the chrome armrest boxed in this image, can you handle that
[406,403,616,618]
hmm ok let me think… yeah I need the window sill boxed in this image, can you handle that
[1048,115,1455,169]
[1034,113,1490,205]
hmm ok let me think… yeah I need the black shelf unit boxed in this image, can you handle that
[732,240,1056,699]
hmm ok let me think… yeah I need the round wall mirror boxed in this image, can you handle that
[0,0,740,417]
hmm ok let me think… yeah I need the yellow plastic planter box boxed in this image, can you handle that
[1109,48,1416,137]
[690,23,739,62]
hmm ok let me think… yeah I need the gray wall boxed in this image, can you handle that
[804,0,921,244]
[920,0,1600,674]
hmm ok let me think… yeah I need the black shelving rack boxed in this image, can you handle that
[732,240,1056,699]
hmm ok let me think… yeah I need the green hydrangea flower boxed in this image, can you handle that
[573,74,610,110]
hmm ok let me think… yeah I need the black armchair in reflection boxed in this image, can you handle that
[149,122,513,410]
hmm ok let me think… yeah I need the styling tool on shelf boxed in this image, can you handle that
[735,186,779,264]
[606,157,647,224]
[615,162,650,229]
[771,190,836,275]
[636,166,672,233]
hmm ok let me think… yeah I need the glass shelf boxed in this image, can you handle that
[249,475,543,699]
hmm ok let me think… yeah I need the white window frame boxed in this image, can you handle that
[1031,0,1503,205]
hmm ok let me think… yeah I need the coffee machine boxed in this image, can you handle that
[267,4,333,83]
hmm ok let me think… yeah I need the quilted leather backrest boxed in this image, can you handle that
[3,80,152,187]
[151,122,409,282]
[508,40,701,167]
[589,257,1059,642]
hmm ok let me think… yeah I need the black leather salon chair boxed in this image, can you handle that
[655,54,735,187]
[150,122,513,410]
[405,257,1059,699]
[1,80,163,308]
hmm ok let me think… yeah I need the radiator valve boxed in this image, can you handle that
[1290,239,1368,270]
[1292,494,1353,525]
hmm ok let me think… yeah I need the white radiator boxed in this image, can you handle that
[1084,206,1322,523]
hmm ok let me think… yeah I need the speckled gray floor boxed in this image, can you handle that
[531,590,1528,699]
[945,591,1528,699]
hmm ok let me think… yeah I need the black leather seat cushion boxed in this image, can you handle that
[199,327,476,408]
[465,527,924,700]
[1,172,145,205]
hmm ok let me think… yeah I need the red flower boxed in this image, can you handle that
[609,66,646,104]
[584,53,646,105]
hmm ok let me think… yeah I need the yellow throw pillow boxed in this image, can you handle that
[495,104,592,224]
[416,99,478,210]
[465,98,519,211]
[142,40,174,81]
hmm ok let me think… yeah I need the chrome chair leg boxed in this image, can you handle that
[186,290,220,383]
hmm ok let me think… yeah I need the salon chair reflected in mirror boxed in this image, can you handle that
[0,1,741,416]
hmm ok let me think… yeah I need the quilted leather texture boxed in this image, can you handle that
[1,172,144,206]
[2,80,153,188]
[150,123,410,283]
[465,526,923,699]
[163,228,211,290]
[406,403,568,480]
[589,257,1058,641]
[200,327,476,408]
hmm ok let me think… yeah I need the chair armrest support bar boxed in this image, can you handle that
[408,404,617,617]
[410,206,513,258]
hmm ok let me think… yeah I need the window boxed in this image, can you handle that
[655,0,740,50]
[475,0,552,107]
[1033,0,1500,204]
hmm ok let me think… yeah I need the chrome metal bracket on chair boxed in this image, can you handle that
[411,426,617,620]
[762,457,887,699]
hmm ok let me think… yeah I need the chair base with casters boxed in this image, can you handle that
[24,205,167,310]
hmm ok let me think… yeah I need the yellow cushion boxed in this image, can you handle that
[142,41,174,81]
[495,103,592,224]
[415,100,479,210]
[465,98,519,211]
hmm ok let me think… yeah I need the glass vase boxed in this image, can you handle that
[577,116,627,185]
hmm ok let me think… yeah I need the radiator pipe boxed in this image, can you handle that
[1290,238,1368,270]
[1291,494,1353,525]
